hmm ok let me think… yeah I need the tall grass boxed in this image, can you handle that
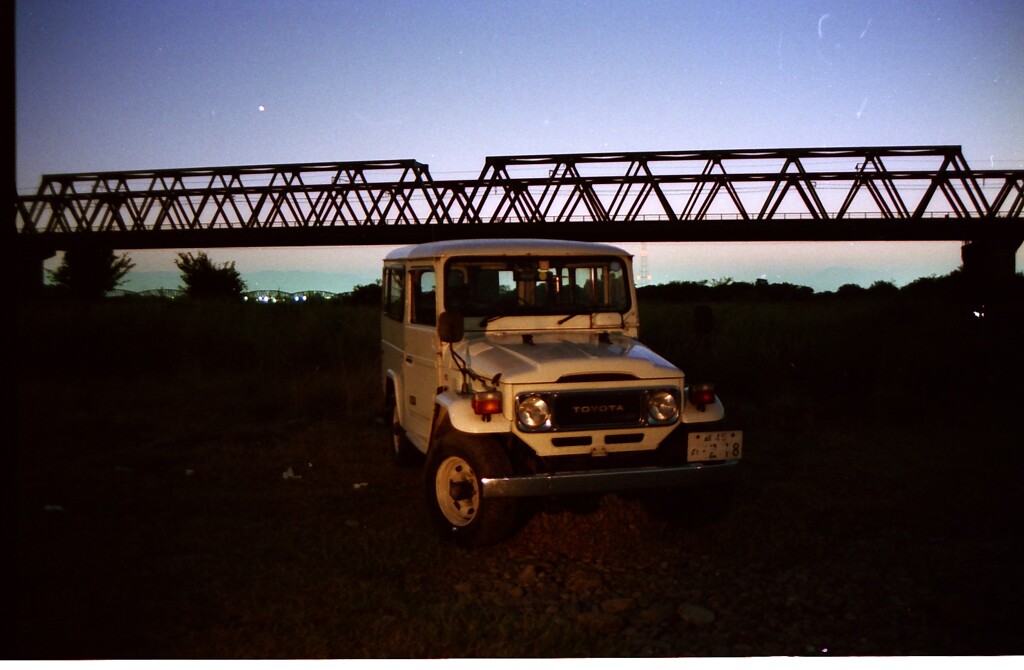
[17,297,383,424]
[18,291,1017,425]
[639,293,1015,418]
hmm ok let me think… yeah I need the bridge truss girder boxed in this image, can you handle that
[473,146,1022,226]
[13,146,1024,254]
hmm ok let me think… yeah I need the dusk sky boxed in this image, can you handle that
[16,0,1024,293]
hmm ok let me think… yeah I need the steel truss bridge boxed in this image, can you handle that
[12,145,1024,287]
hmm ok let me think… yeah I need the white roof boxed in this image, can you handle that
[384,238,630,262]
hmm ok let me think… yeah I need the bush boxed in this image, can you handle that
[175,251,246,299]
[48,246,135,299]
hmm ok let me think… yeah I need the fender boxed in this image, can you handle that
[384,369,403,419]
[680,396,726,424]
[435,389,512,435]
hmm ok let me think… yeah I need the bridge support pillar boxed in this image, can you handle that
[960,238,1021,304]
[15,246,56,296]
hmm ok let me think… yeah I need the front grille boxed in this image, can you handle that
[556,373,637,383]
[552,436,593,447]
[551,390,645,429]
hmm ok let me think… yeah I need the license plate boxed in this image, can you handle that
[687,430,743,462]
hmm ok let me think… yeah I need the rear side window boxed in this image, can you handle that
[383,266,405,321]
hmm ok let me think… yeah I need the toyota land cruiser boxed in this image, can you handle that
[381,239,741,545]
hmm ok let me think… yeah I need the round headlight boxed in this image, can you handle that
[647,390,679,424]
[517,395,551,431]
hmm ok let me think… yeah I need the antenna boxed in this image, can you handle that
[636,243,651,286]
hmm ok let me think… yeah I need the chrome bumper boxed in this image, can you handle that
[480,460,739,498]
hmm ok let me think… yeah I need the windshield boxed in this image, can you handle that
[443,256,630,317]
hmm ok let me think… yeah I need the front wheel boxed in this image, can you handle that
[424,432,517,547]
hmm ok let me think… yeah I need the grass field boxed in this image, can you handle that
[13,288,1023,658]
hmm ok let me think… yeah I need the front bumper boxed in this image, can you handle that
[480,459,739,498]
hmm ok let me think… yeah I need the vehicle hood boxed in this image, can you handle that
[455,331,681,385]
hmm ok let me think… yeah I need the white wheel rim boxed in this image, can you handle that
[435,455,480,527]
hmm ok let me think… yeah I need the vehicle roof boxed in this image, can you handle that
[384,238,631,262]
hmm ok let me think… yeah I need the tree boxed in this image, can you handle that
[836,283,867,298]
[867,280,899,297]
[175,251,246,299]
[48,246,135,299]
[342,280,382,306]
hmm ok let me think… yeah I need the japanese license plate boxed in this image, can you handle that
[687,431,743,462]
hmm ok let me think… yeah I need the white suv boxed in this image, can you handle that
[381,239,741,545]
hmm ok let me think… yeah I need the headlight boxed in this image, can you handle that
[647,390,679,424]
[516,394,552,431]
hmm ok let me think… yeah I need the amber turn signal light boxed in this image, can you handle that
[472,391,503,415]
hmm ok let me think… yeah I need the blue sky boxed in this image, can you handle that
[16,0,1024,292]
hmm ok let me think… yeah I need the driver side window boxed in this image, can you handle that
[411,269,436,325]
[383,266,405,322]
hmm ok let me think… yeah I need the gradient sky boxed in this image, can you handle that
[16,0,1024,292]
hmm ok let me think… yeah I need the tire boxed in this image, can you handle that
[388,403,422,467]
[424,432,517,547]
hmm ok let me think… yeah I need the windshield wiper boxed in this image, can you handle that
[479,314,507,327]
[481,310,586,326]
[557,310,588,325]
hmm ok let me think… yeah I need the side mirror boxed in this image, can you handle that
[693,304,714,337]
[438,311,465,343]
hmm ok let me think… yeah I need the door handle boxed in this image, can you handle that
[405,355,413,364]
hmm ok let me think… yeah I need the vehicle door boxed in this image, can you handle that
[402,266,440,446]
[381,263,406,402]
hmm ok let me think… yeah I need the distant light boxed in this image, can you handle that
[258,105,265,112]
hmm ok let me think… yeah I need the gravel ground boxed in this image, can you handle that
[14,406,1022,658]
[421,410,1024,657]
